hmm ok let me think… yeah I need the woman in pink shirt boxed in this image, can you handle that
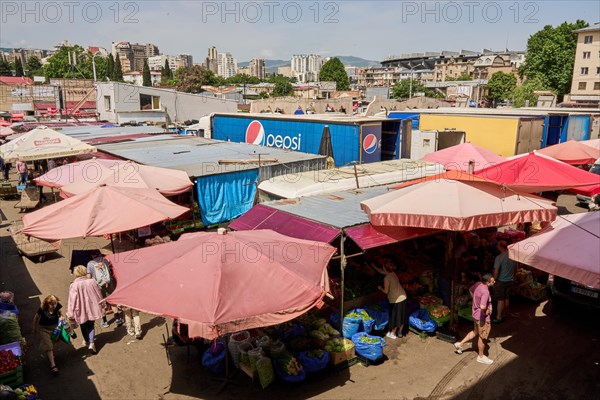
[68,265,104,354]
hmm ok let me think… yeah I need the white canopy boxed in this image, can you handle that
[0,125,96,162]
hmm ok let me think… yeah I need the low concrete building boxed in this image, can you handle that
[96,82,237,124]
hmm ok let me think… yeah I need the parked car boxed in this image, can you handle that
[547,274,600,310]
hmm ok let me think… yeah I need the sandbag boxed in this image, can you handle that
[256,356,275,389]
[408,309,437,333]
[351,332,386,361]
[228,331,250,368]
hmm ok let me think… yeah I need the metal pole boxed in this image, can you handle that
[92,55,97,83]
[352,162,360,189]
[409,69,413,100]
[339,233,346,333]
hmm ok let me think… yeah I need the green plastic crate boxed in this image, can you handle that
[0,365,24,388]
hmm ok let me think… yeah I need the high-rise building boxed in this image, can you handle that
[178,54,194,69]
[217,52,237,79]
[250,58,265,79]
[206,46,219,73]
[145,43,160,58]
[290,54,322,82]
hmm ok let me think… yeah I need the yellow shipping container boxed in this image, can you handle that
[419,114,544,157]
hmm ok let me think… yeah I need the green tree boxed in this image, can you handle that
[163,59,172,79]
[391,79,442,99]
[319,57,350,90]
[161,60,173,85]
[271,76,293,97]
[107,53,114,81]
[512,77,547,108]
[25,56,43,77]
[519,20,588,98]
[113,54,124,82]
[225,73,260,85]
[487,72,517,103]
[14,58,24,77]
[0,56,11,76]
[142,60,151,86]
[174,65,219,93]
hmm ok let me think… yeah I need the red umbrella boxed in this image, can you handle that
[421,142,505,172]
[105,230,335,339]
[21,185,188,240]
[537,140,600,165]
[475,152,600,192]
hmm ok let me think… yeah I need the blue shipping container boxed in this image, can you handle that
[211,115,394,166]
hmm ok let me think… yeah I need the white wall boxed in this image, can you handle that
[96,82,238,123]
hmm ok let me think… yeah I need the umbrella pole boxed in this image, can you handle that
[213,335,238,394]
[110,235,115,254]
[339,234,346,332]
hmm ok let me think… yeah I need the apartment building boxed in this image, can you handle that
[206,46,219,73]
[291,54,322,82]
[569,23,600,105]
[250,58,265,79]
[217,52,237,79]
[148,54,194,72]
[111,42,159,72]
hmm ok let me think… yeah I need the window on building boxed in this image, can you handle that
[140,94,160,110]
[584,35,593,44]
[581,67,589,75]
[583,51,591,59]
[104,96,111,112]
[597,67,600,75]
[595,82,600,91]
[578,82,587,90]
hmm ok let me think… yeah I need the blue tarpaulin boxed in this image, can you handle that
[196,170,258,226]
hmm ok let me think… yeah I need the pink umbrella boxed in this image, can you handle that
[35,158,126,188]
[475,152,600,192]
[21,186,188,240]
[537,139,600,165]
[361,179,557,231]
[0,127,14,137]
[59,160,192,197]
[580,138,600,151]
[105,230,335,339]
[421,142,506,172]
[509,212,600,289]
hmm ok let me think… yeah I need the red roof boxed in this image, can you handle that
[0,76,33,85]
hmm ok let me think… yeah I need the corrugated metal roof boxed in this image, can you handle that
[57,125,169,140]
[259,159,444,199]
[263,186,389,229]
[96,136,325,178]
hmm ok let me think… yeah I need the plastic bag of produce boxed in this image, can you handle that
[238,342,252,366]
[351,332,387,361]
[228,331,250,368]
[270,340,287,359]
[342,314,361,339]
[202,341,226,375]
[0,313,22,345]
[256,336,271,356]
[281,323,306,341]
[248,348,264,372]
[256,356,275,389]
[329,312,340,329]
[274,355,306,383]
[299,349,329,372]
[364,302,389,331]
[408,309,437,333]
[344,309,375,335]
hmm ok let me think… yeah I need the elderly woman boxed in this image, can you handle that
[68,265,103,354]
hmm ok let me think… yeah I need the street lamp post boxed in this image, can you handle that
[91,53,98,82]
[408,61,425,100]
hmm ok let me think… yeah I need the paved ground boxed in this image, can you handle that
[1,185,599,400]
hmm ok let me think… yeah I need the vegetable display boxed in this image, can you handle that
[0,350,19,374]
[324,338,354,353]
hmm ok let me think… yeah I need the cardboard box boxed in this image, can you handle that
[328,339,355,365]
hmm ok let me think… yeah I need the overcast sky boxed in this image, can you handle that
[1,1,598,62]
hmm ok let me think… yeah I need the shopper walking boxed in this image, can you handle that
[16,159,27,186]
[454,274,495,365]
[86,256,123,328]
[32,295,63,375]
[123,307,142,339]
[68,266,103,355]
[492,240,516,323]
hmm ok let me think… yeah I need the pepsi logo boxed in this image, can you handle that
[245,120,265,145]
[362,133,378,154]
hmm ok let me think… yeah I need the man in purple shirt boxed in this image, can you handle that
[453,273,496,365]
